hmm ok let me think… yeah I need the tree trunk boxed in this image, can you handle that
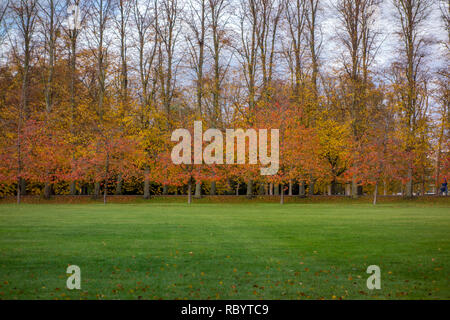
[236,182,240,196]
[115,173,123,195]
[44,182,52,199]
[383,180,387,196]
[373,181,378,205]
[405,166,413,197]
[103,184,107,204]
[20,178,26,196]
[163,184,168,195]
[351,177,358,199]
[345,183,351,196]
[246,180,253,198]
[327,184,332,196]
[94,182,100,199]
[258,183,265,195]
[269,183,273,195]
[195,182,201,198]
[280,183,284,204]
[308,180,315,196]
[274,184,279,196]
[210,181,216,195]
[187,181,192,204]
[143,166,150,199]
[226,179,232,194]
[288,180,293,196]
[299,181,305,197]
[17,178,21,204]
[70,181,77,195]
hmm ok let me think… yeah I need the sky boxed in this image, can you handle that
[321,0,448,74]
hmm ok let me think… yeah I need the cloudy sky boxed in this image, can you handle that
[321,0,448,73]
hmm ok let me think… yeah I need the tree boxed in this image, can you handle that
[392,0,432,197]
[10,0,39,203]
[335,0,381,197]
[132,0,159,199]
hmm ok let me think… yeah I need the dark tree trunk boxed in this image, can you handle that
[70,181,77,195]
[17,178,21,204]
[299,180,305,197]
[308,179,315,196]
[259,183,265,195]
[144,166,150,199]
[115,173,123,195]
[246,180,253,198]
[94,182,100,199]
[405,166,413,197]
[351,177,358,199]
[44,183,52,199]
[20,178,26,196]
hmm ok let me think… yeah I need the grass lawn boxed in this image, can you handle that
[0,202,448,300]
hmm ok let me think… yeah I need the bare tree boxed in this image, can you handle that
[186,0,207,120]
[237,0,258,121]
[156,0,180,125]
[133,0,158,115]
[0,0,10,48]
[305,0,321,100]
[255,0,284,100]
[285,0,307,103]
[115,0,131,111]
[207,0,229,127]
[439,0,449,50]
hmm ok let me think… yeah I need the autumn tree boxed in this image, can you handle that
[335,0,381,197]
[10,0,39,203]
[392,0,432,197]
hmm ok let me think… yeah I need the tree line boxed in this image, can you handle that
[0,0,448,204]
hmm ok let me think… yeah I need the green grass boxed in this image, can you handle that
[0,202,448,300]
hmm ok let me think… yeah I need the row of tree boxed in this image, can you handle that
[0,0,448,204]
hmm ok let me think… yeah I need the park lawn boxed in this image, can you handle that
[0,202,448,300]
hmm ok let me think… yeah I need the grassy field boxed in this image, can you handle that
[0,202,448,300]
